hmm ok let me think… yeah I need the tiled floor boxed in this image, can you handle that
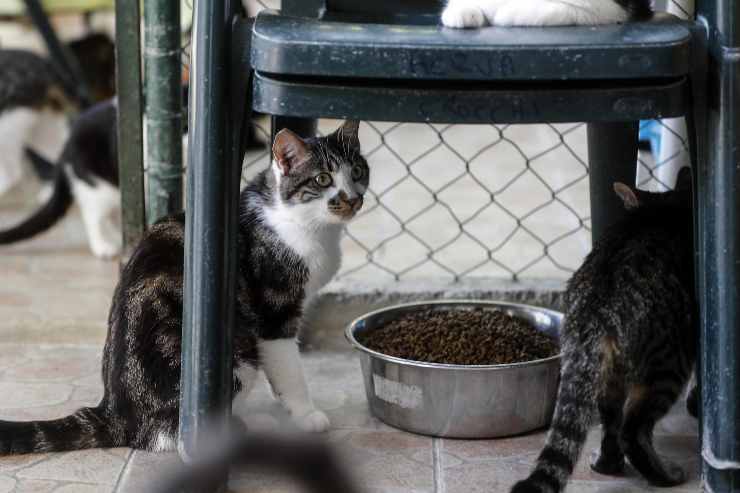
[0,344,700,493]
[0,142,700,493]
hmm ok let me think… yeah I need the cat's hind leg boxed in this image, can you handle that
[621,379,687,486]
[0,108,40,197]
[591,337,627,475]
[71,175,121,259]
[590,377,626,474]
[686,384,699,418]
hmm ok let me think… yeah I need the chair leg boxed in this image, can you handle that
[179,0,235,482]
[698,40,740,492]
[586,122,639,243]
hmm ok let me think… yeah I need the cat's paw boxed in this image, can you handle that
[589,448,625,475]
[647,460,686,487]
[90,237,121,259]
[294,409,330,433]
[441,3,488,28]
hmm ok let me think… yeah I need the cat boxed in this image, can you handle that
[511,167,696,493]
[441,0,652,27]
[0,98,121,258]
[0,33,115,198]
[0,120,369,455]
[0,94,267,259]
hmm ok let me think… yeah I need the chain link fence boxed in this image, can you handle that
[180,0,690,283]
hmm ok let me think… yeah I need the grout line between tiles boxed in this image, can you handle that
[433,439,445,493]
[111,449,134,493]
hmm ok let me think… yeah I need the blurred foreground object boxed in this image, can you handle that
[154,430,360,493]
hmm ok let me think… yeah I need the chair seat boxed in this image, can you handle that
[252,72,687,124]
[252,11,692,82]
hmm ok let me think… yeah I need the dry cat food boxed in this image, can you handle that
[358,308,559,365]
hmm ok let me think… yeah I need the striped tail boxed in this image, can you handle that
[511,351,596,493]
[0,406,118,455]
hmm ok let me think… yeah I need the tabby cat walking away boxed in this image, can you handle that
[511,168,697,493]
[0,120,369,454]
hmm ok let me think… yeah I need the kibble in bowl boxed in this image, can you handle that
[347,301,563,438]
[358,308,559,366]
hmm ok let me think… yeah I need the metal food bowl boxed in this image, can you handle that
[346,300,563,438]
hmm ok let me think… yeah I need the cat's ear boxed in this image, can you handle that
[334,120,361,152]
[614,183,640,210]
[273,129,309,176]
[675,167,692,191]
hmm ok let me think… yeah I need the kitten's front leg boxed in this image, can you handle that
[259,338,330,432]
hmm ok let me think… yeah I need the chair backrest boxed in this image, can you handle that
[282,0,444,23]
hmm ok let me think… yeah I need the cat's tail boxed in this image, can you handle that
[0,406,121,455]
[0,149,72,244]
[510,333,598,493]
[26,146,57,181]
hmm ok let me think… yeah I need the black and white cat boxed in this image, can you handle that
[441,0,652,27]
[0,99,121,258]
[0,34,115,198]
[0,120,369,454]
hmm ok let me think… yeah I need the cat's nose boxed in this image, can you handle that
[347,196,363,211]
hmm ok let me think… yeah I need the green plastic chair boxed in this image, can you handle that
[181,1,740,491]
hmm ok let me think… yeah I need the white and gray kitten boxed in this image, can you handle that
[441,0,652,27]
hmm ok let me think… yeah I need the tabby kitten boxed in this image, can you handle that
[441,0,652,27]
[0,120,369,454]
[511,167,696,493]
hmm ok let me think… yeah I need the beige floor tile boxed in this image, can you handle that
[54,484,113,493]
[0,475,15,493]
[16,449,127,485]
[0,382,73,410]
[115,451,181,493]
[13,478,60,493]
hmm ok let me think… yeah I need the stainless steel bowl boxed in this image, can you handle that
[346,300,563,438]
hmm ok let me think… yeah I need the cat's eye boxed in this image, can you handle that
[351,165,365,181]
[315,172,333,188]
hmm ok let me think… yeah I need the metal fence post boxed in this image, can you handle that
[696,0,740,490]
[144,0,183,224]
[115,0,146,257]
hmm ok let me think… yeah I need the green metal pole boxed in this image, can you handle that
[144,0,183,224]
[115,0,145,257]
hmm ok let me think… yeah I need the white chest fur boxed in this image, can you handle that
[263,203,343,305]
